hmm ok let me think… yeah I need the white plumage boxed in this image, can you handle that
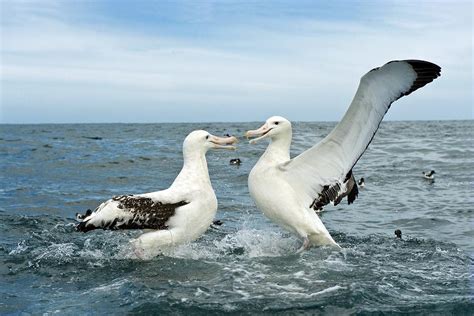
[75,130,237,259]
[246,60,441,250]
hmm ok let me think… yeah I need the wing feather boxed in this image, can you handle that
[281,60,441,209]
[76,195,189,232]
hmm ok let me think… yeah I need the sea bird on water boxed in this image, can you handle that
[245,60,441,251]
[75,131,238,259]
[230,158,242,165]
[422,170,436,180]
[395,229,402,239]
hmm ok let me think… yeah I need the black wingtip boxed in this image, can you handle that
[347,184,359,205]
[404,60,441,96]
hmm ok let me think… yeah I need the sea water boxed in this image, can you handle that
[1,121,472,314]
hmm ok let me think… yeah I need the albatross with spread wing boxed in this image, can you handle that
[245,60,441,251]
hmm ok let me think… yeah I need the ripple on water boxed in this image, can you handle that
[2,215,473,314]
[1,121,473,314]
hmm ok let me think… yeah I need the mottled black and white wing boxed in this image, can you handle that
[280,60,441,210]
[76,195,189,232]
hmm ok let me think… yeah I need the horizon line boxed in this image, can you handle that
[0,118,471,125]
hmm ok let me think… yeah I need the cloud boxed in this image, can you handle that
[1,0,472,123]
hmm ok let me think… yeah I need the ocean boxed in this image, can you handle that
[1,121,473,314]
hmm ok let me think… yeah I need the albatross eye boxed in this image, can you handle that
[275,122,279,125]
[206,135,209,140]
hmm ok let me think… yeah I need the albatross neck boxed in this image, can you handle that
[261,130,292,164]
[173,147,211,188]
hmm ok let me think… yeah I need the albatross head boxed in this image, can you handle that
[183,130,238,154]
[245,116,291,144]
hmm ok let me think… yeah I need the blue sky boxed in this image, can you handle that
[1,0,472,123]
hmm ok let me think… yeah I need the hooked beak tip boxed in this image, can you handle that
[245,125,271,144]
[210,135,238,150]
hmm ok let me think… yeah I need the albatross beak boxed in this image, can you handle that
[209,135,238,150]
[245,123,271,144]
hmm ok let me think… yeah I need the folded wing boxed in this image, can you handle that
[280,60,441,210]
[76,195,189,232]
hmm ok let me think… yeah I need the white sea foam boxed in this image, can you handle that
[212,228,298,258]
[9,240,28,255]
[32,242,78,261]
[163,228,299,260]
[194,287,210,297]
[89,278,129,293]
[308,285,345,297]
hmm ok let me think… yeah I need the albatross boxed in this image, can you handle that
[75,130,238,258]
[245,60,441,250]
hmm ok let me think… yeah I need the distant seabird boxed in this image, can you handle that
[358,177,365,188]
[230,158,242,165]
[212,219,223,226]
[245,60,441,250]
[422,170,436,180]
[75,130,238,258]
[395,229,402,239]
[211,219,224,229]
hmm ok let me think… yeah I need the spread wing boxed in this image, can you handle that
[76,195,189,232]
[280,60,441,210]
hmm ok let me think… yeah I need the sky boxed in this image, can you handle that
[0,0,472,123]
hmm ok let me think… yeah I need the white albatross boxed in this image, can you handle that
[245,60,441,250]
[75,130,238,259]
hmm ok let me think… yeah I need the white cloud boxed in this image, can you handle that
[0,0,472,123]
